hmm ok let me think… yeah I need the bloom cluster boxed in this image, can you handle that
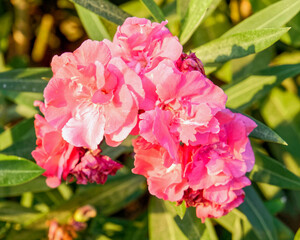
[32,17,256,221]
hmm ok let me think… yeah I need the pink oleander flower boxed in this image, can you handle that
[44,39,144,149]
[104,17,182,111]
[176,52,205,75]
[106,17,182,75]
[32,101,80,188]
[132,137,188,201]
[132,109,256,222]
[32,101,122,188]
[69,149,122,185]
[139,59,227,159]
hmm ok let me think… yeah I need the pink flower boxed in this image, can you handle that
[132,137,188,201]
[32,101,80,188]
[132,109,256,222]
[69,149,122,185]
[106,17,182,75]
[139,60,227,159]
[44,40,144,149]
[32,101,122,188]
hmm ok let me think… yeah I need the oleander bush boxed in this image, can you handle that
[0,0,300,239]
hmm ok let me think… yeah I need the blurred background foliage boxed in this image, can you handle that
[0,0,299,239]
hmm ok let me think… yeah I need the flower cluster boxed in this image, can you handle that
[32,17,256,221]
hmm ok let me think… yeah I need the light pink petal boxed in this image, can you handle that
[62,103,105,150]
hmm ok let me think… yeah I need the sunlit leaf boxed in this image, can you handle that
[0,118,34,151]
[194,28,289,64]
[225,64,300,110]
[164,201,186,220]
[176,0,190,21]
[149,197,207,240]
[179,0,213,45]
[261,88,300,175]
[0,154,44,186]
[295,227,300,240]
[140,0,165,22]
[223,0,300,37]
[72,0,131,25]
[75,3,111,41]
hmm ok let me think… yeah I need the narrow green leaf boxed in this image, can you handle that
[224,64,300,110]
[0,201,40,224]
[140,0,165,23]
[1,91,43,110]
[72,0,131,25]
[249,151,300,189]
[75,3,111,41]
[230,109,287,145]
[0,68,51,92]
[239,186,278,240]
[194,28,289,64]
[179,0,213,45]
[223,0,300,37]
[204,219,218,240]
[0,154,44,186]
[0,176,50,197]
[0,118,34,151]
[1,135,36,160]
[261,88,300,174]
[149,197,206,240]
[213,209,248,233]
[273,218,294,240]
[177,0,190,21]
[17,172,145,231]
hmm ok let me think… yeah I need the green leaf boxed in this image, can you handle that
[177,0,190,21]
[261,88,300,175]
[0,201,40,224]
[165,201,186,220]
[230,109,287,145]
[274,218,294,240]
[1,91,43,109]
[139,0,165,23]
[295,228,300,240]
[0,118,34,151]
[249,151,300,189]
[1,135,36,160]
[0,154,44,186]
[264,198,286,216]
[250,119,287,145]
[282,13,300,48]
[223,0,300,37]
[179,0,213,45]
[239,186,278,240]
[224,64,300,110]
[75,3,111,41]
[194,28,289,64]
[100,141,132,160]
[0,176,50,197]
[149,197,207,240]
[204,219,218,240]
[72,0,131,25]
[39,172,146,225]
[0,68,51,92]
